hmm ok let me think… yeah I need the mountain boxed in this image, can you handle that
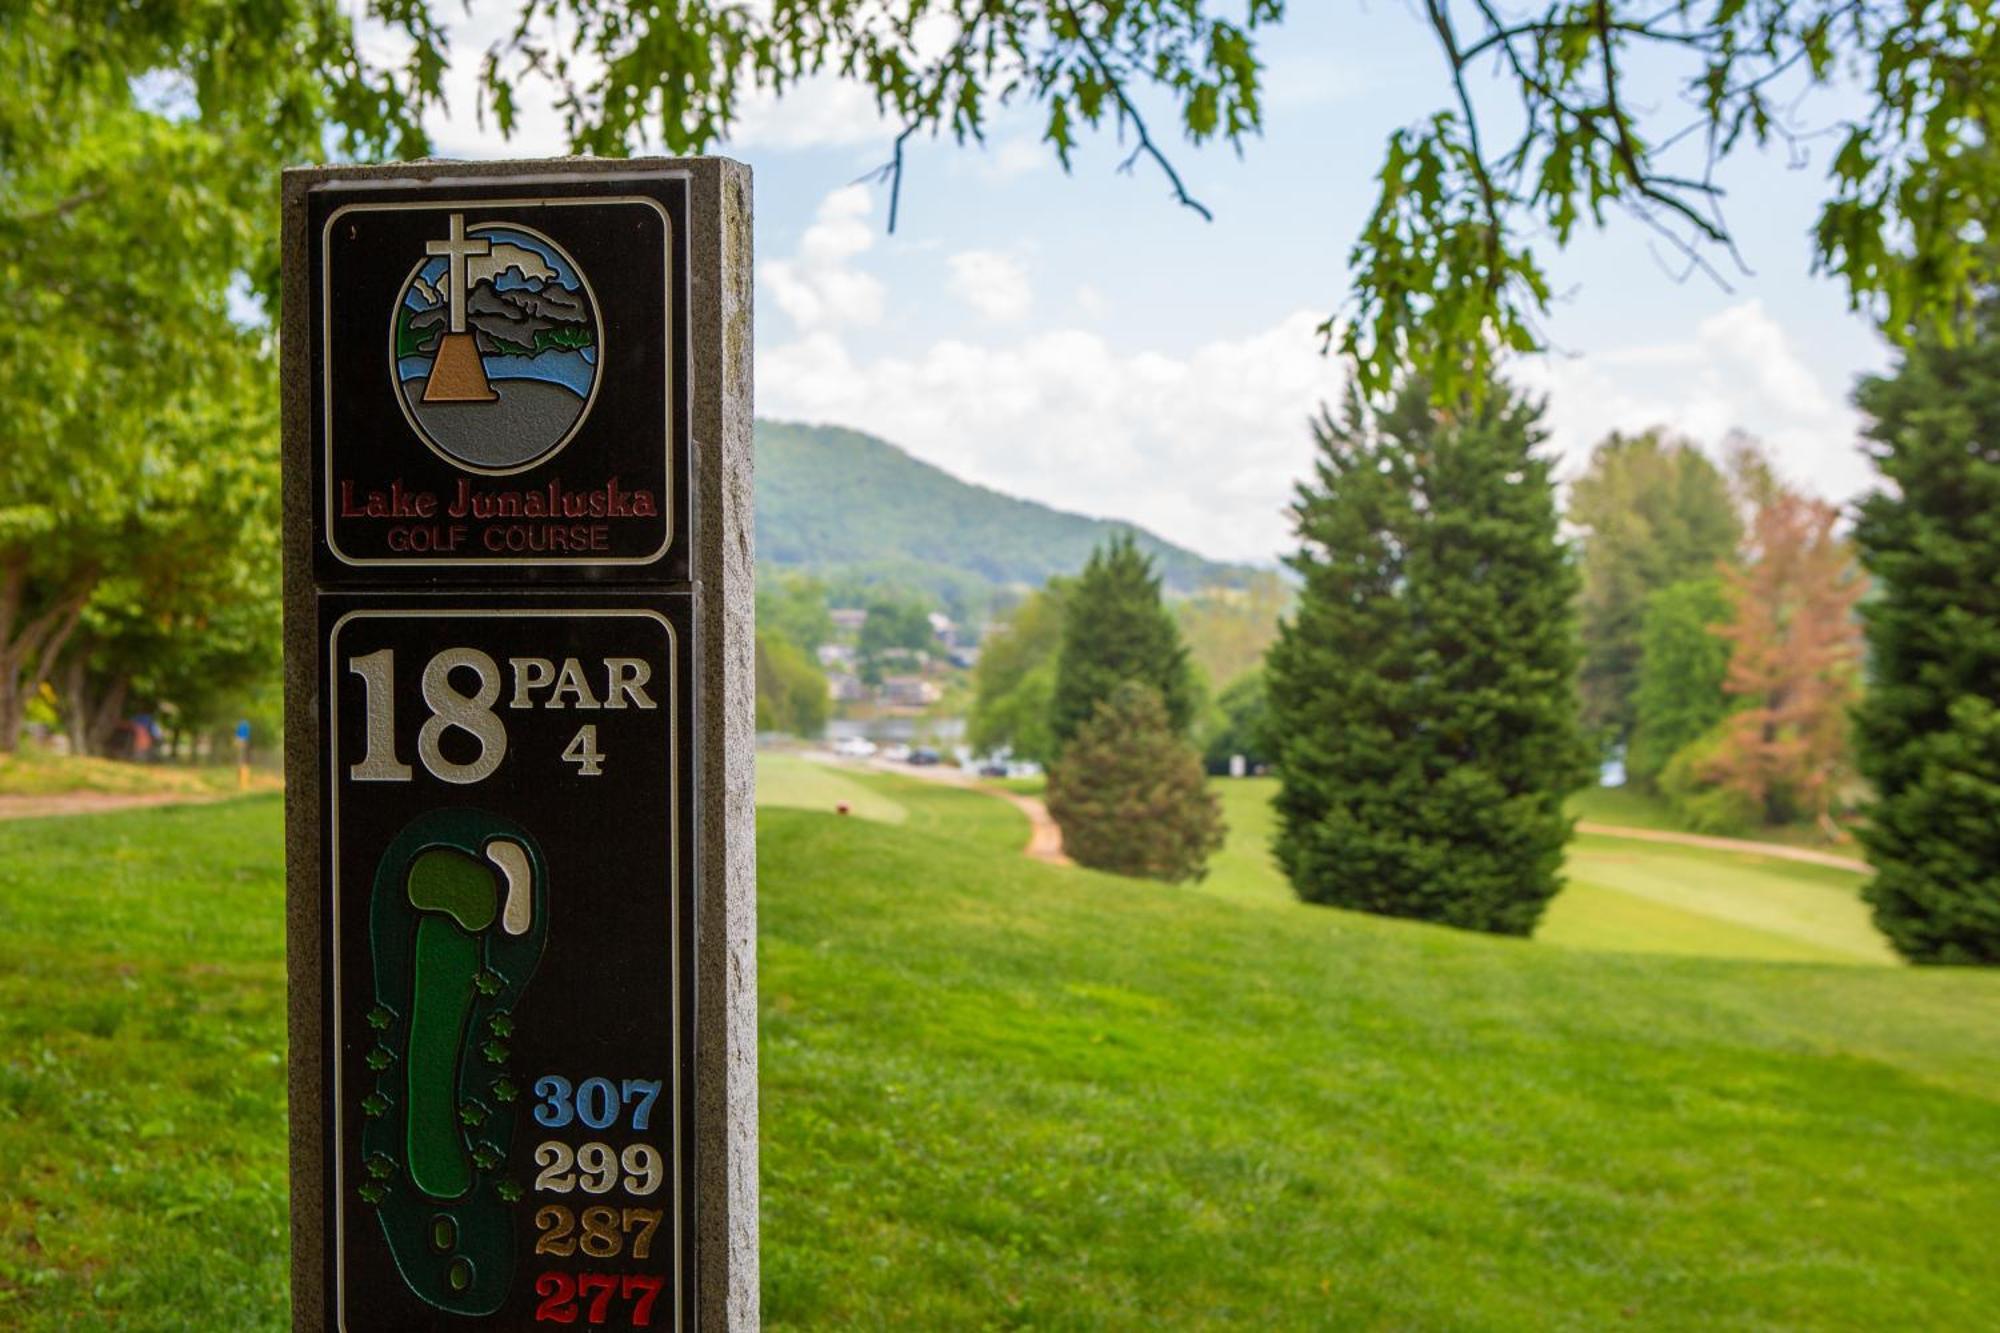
[753,420,1257,612]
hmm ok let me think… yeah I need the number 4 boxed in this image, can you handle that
[562,725,605,776]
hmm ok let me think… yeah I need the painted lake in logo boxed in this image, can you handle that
[393,216,601,472]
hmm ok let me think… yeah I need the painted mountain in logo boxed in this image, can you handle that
[394,221,601,471]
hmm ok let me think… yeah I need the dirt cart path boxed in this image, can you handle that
[0,792,230,821]
[1574,821,1870,874]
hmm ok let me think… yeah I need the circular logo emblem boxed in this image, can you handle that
[391,215,602,473]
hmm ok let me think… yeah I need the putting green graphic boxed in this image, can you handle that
[358,808,549,1315]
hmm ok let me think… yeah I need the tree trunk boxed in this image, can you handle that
[86,674,129,757]
[62,652,88,755]
[0,550,96,754]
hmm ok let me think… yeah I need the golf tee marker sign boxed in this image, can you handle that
[282,161,757,1333]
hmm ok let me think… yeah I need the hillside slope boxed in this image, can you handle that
[755,419,1254,604]
[760,788,1999,1329]
[0,793,1994,1329]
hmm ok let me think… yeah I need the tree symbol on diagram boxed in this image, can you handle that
[360,808,550,1315]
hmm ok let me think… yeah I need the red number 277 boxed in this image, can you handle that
[534,1272,666,1326]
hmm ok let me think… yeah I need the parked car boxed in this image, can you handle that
[831,736,878,759]
[908,747,942,766]
[881,743,913,763]
[976,762,1008,778]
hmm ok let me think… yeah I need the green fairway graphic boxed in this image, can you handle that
[359,808,549,1315]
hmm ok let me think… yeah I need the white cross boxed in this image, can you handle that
[425,213,491,334]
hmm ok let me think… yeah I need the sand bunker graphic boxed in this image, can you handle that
[394,214,600,471]
[357,808,549,1315]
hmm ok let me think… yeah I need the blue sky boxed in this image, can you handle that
[392,3,1890,564]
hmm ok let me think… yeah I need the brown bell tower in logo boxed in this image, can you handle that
[421,213,499,403]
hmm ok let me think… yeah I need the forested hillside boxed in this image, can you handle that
[754,420,1252,609]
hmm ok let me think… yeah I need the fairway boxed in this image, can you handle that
[1196,777,1894,965]
[3,791,1996,1329]
[756,752,910,824]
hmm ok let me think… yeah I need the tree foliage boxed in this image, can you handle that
[1046,684,1225,884]
[1050,535,1196,751]
[1626,576,1735,791]
[1569,431,1741,747]
[32,0,1995,399]
[1201,667,1273,774]
[1175,571,1291,692]
[858,594,935,665]
[0,7,304,750]
[1266,376,1590,935]
[968,581,1067,764]
[756,633,830,738]
[756,570,835,656]
[1853,320,2000,964]
[1702,485,1866,827]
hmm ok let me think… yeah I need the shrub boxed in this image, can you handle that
[1047,685,1225,883]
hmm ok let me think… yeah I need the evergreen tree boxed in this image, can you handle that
[1569,431,1741,749]
[1853,322,2000,964]
[1049,534,1195,749]
[1265,377,1591,935]
[1627,577,1735,790]
[1046,685,1225,883]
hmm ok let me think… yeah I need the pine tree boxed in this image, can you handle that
[1626,577,1735,790]
[1046,684,1225,882]
[1266,377,1591,936]
[1704,486,1866,826]
[1049,534,1195,750]
[1853,321,2000,964]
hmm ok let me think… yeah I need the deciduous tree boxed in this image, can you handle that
[1627,577,1735,791]
[1266,376,1590,935]
[756,634,830,738]
[1569,431,1740,747]
[31,0,1999,400]
[969,581,1067,765]
[1704,485,1866,826]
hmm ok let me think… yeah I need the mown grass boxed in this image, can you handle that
[0,797,289,1329]
[762,810,1997,1328]
[756,753,910,824]
[1202,778,1891,966]
[4,790,1995,1330]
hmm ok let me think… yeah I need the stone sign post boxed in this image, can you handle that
[280,159,756,1331]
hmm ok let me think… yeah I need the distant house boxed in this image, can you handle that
[826,673,869,703]
[816,642,856,669]
[878,675,943,707]
[829,607,868,635]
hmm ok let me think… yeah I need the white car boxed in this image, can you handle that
[831,737,878,759]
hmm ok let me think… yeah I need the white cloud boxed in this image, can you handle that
[764,186,887,332]
[947,251,1033,323]
[724,76,892,151]
[1521,300,1873,501]
[761,311,1344,564]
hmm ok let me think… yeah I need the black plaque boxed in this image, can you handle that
[309,176,691,582]
[318,592,697,1331]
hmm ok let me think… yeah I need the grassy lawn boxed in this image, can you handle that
[0,751,276,798]
[1202,777,1892,965]
[4,789,1995,1328]
[756,752,911,824]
